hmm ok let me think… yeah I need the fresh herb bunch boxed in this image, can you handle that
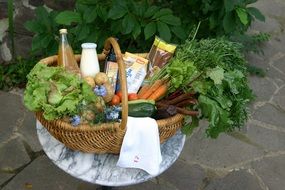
[154,38,254,138]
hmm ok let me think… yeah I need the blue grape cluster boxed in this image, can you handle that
[104,106,122,121]
[94,85,107,97]
[70,115,81,126]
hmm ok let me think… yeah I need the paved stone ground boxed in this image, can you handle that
[1,0,285,189]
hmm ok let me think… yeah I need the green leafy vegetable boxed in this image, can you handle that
[152,38,254,138]
[24,63,99,120]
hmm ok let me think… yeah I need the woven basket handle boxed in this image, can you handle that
[103,37,128,130]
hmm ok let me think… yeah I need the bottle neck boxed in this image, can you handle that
[60,33,69,45]
[108,48,116,61]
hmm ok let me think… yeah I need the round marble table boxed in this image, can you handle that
[36,121,186,187]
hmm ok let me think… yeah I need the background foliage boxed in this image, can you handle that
[24,0,268,54]
[1,0,268,90]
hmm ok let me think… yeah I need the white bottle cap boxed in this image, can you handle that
[59,29,67,34]
[81,43,97,49]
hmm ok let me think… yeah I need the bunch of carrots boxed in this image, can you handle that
[137,79,199,119]
[138,79,168,101]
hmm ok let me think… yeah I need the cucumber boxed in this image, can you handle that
[127,99,157,117]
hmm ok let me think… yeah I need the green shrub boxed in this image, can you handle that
[24,0,267,55]
[1,0,267,90]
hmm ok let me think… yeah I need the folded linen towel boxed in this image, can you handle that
[117,116,162,176]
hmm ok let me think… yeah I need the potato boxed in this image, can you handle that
[103,83,114,103]
[84,77,95,88]
[82,110,95,121]
[94,72,109,85]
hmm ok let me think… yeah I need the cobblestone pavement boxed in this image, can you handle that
[1,0,285,189]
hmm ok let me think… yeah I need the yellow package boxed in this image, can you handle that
[105,60,118,91]
[148,36,177,68]
[118,52,148,93]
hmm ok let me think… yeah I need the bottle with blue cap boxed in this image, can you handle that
[80,43,100,78]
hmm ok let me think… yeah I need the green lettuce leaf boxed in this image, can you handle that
[24,63,99,120]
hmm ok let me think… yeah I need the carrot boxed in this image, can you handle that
[138,85,150,98]
[165,89,184,100]
[176,107,199,116]
[167,92,195,105]
[139,79,165,99]
[156,102,199,116]
[147,83,168,101]
[176,98,197,107]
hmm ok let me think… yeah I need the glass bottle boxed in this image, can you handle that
[58,29,81,77]
[80,43,100,78]
[104,38,118,72]
[104,46,118,91]
[104,47,117,71]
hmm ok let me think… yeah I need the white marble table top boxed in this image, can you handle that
[36,121,185,187]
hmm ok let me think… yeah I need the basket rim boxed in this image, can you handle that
[36,111,184,132]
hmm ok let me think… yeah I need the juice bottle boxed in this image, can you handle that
[58,29,81,77]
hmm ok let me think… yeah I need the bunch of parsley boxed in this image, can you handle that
[164,38,254,138]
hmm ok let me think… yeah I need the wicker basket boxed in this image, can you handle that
[35,37,184,154]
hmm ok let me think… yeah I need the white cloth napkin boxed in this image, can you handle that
[117,116,162,176]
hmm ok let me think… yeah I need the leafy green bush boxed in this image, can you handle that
[24,7,60,56]
[24,0,267,56]
[1,0,267,90]
[161,0,265,36]
[25,0,187,54]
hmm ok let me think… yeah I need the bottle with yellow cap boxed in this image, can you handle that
[58,29,81,77]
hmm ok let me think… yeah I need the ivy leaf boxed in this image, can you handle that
[75,3,88,13]
[247,7,265,22]
[122,14,136,34]
[245,0,258,4]
[171,26,187,40]
[207,66,224,84]
[108,5,127,19]
[83,7,97,23]
[209,13,219,29]
[133,2,146,17]
[111,20,122,34]
[85,29,99,42]
[77,25,90,41]
[40,35,53,47]
[31,34,44,52]
[132,23,141,39]
[157,21,171,42]
[24,20,43,33]
[97,6,108,22]
[223,11,236,33]
[153,8,172,19]
[144,22,156,40]
[35,7,50,28]
[224,0,240,12]
[77,0,97,5]
[144,6,159,18]
[55,11,81,25]
[236,7,249,25]
[159,15,181,26]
